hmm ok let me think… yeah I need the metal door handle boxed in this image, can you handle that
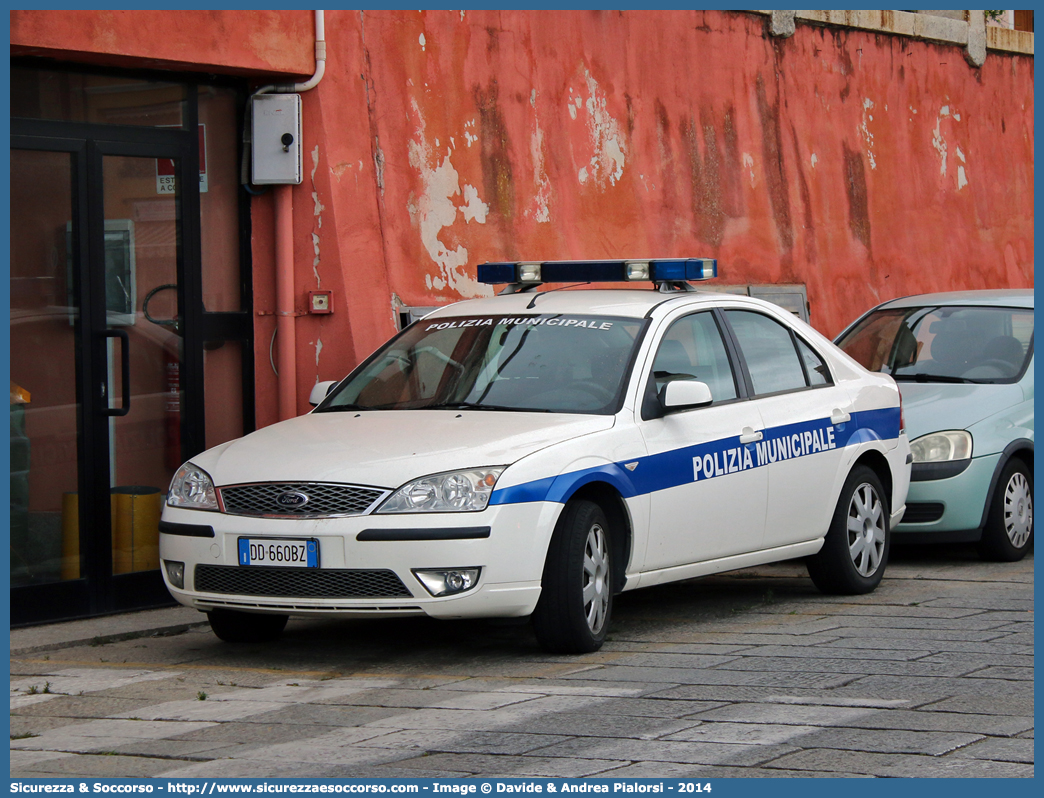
[831,409,851,425]
[739,427,763,445]
[102,329,130,417]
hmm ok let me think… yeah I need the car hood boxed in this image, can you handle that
[898,381,1026,439]
[193,410,615,489]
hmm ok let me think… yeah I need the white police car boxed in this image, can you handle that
[160,259,911,653]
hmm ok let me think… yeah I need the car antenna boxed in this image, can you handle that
[526,283,591,309]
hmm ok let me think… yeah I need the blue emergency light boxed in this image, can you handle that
[477,258,717,287]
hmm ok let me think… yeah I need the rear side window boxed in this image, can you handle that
[725,310,827,395]
[797,338,831,386]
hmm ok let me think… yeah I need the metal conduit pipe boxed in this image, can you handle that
[260,11,326,420]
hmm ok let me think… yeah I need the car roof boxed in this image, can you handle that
[423,288,758,321]
[873,289,1034,310]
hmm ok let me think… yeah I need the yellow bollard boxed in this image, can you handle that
[60,492,80,580]
[111,486,162,573]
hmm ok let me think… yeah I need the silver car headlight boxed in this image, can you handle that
[909,430,973,463]
[167,462,219,510]
[377,467,505,514]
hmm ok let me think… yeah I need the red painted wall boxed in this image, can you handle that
[11,10,315,76]
[13,10,1035,428]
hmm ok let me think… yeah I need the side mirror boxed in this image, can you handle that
[309,380,339,407]
[660,379,713,411]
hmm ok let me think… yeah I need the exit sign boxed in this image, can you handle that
[157,124,208,194]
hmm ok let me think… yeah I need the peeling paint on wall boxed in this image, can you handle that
[861,98,877,170]
[742,153,756,187]
[529,125,552,223]
[932,105,950,176]
[572,69,626,188]
[374,137,386,197]
[407,100,493,298]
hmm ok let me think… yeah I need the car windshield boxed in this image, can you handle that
[837,304,1033,383]
[320,313,647,414]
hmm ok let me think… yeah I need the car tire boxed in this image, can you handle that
[977,458,1033,562]
[207,609,288,643]
[532,499,613,654]
[806,465,890,595]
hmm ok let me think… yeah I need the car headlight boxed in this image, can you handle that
[909,431,973,463]
[377,467,505,514]
[167,462,219,510]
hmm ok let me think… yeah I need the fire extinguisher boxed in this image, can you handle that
[144,283,182,470]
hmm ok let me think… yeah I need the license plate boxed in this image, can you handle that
[237,538,319,568]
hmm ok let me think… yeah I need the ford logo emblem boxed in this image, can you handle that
[276,491,309,508]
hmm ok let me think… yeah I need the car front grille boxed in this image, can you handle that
[194,565,413,598]
[902,502,946,523]
[219,482,388,517]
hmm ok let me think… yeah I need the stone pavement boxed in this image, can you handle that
[10,544,1033,778]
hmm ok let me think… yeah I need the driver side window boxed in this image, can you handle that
[652,312,738,402]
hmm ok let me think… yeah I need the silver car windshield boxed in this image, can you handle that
[320,314,648,414]
[837,305,1034,384]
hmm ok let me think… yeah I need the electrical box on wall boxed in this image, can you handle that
[308,290,333,314]
[251,93,302,185]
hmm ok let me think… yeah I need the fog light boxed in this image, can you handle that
[164,560,185,589]
[412,567,481,597]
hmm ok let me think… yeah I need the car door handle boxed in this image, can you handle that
[831,409,851,425]
[739,427,763,445]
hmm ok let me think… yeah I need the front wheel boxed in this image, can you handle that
[532,500,613,654]
[806,465,890,595]
[207,609,288,643]
[978,458,1033,562]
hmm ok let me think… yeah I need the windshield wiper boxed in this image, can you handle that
[892,373,981,384]
[422,401,550,412]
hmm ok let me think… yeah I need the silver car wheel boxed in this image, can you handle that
[583,523,610,635]
[1004,471,1033,548]
[847,482,886,577]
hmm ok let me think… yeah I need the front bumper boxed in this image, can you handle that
[159,500,563,619]
[894,453,999,539]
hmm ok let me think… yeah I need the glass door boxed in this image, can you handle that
[101,155,183,580]
[9,148,83,593]
[11,65,251,625]
[10,140,190,622]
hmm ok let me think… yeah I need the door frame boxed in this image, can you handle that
[11,94,211,623]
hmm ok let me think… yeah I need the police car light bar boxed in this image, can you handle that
[477,258,717,286]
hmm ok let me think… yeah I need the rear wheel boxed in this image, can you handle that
[978,458,1033,562]
[807,465,890,595]
[207,609,288,643]
[532,500,613,654]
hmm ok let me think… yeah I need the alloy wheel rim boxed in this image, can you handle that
[1003,472,1033,548]
[847,483,885,577]
[582,523,610,635]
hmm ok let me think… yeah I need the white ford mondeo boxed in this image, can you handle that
[160,259,910,652]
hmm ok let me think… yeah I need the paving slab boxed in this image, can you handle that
[765,748,1034,778]
[952,737,1036,764]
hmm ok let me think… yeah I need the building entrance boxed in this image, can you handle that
[10,66,252,624]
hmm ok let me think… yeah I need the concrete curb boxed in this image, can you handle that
[10,605,209,657]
